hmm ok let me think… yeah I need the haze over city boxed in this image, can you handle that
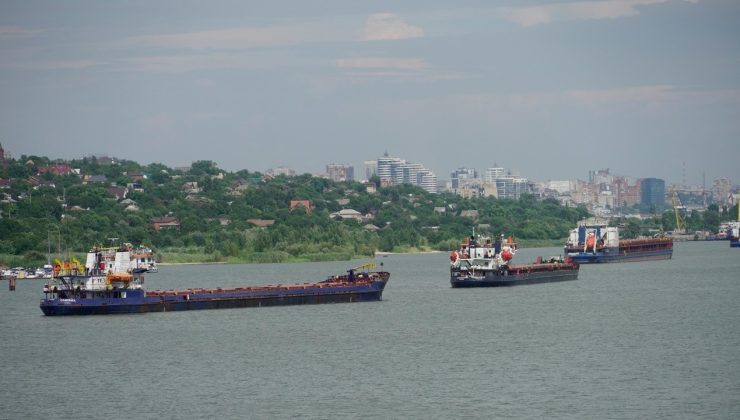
[1,0,738,185]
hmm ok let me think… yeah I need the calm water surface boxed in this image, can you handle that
[1,242,739,419]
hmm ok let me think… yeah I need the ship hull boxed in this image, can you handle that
[566,248,673,264]
[40,275,389,316]
[450,264,578,288]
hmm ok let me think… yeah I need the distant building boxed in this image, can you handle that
[151,216,180,230]
[589,169,614,185]
[326,164,354,182]
[494,177,532,200]
[545,180,572,194]
[363,160,378,181]
[614,178,641,208]
[290,200,313,213]
[640,178,666,210]
[266,166,296,177]
[89,155,117,165]
[0,142,7,169]
[182,181,201,194]
[107,186,128,201]
[712,177,733,206]
[374,152,438,193]
[39,163,73,176]
[450,168,477,192]
[330,209,366,222]
[124,171,146,181]
[483,167,505,183]
[83,175,107,185]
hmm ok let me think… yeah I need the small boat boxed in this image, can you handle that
[728,197,739,248]
[564,223,673,263]
[450,235,579,287]
[40,254,390,315]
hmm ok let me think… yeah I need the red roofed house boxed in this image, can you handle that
[290,200,313,213]
[39,163,73,176]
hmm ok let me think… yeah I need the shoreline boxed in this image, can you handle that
[375,250,443,256]
[156,250,445,266]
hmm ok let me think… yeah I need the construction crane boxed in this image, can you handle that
[672,189,687,233]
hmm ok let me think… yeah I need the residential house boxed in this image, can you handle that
[107,186,128,201]
[83,175,107,185]
[151,216,181,230]
[330,209,369,223]
[124,171,146,181]
[229,179,251,195]
[95,155,117,165]
[290,200,313,213]
[39,163,73,176]
[127,182,144,192]
[182,181,201,194]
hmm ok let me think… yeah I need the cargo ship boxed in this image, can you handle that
[450,235,579,287]
[564,223,673,263]
[40,247,390,316]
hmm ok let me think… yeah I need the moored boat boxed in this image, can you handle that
[40,256,390,316]
[450,235,579,287]
[564,223,673,263]
[728,197,739,248]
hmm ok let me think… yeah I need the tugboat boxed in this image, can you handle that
[564,222,673,263]
[40,252,390,316]
[450,235,579,288]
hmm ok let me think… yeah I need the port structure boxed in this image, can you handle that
[672,189,687,234]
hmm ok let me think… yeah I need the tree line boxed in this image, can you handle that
[1,155,734,266]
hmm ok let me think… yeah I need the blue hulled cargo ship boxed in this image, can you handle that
[40,248,389,316]
[450,235,579,287]
[564,223,673,263]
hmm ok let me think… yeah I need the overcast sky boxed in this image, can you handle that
[1,0,738,185]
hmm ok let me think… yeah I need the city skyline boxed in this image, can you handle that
[1,1,739,186]
[1,140,736,190]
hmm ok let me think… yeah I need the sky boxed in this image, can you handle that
[1,0,739,186]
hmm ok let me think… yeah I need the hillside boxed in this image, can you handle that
[2,155,592,266]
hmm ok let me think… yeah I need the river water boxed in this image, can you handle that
[1,242,739,419]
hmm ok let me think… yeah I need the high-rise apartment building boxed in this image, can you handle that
[374,152,438,193]
[484,167,505,183]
